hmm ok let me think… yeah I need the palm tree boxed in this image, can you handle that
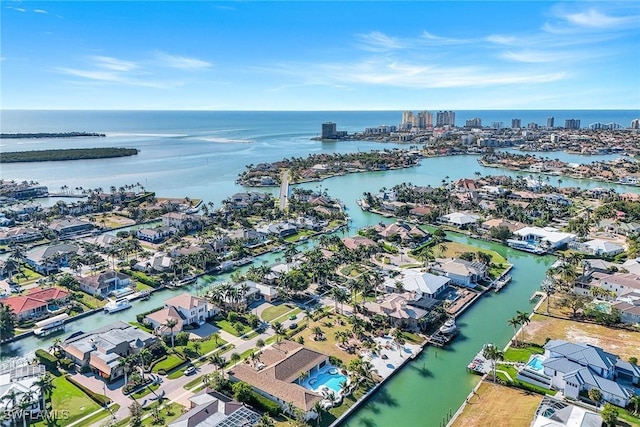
[482,343,504,383]
[18,390,35,427]
[312,326,323,341]
[272,321,285,344]
[516,311,530,343]
[230,352,241,367]
[209,353,226,372]
[313,400,324,426]
[256,413,275,427]
[164,318,178,348]
[391,328,406,358]
[35,374,55,418]
[507,317,520,347]
[629,394,640,415]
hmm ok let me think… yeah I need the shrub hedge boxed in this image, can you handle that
[66,375,111,406]
[35,349,59,371]
[250,391,281,416]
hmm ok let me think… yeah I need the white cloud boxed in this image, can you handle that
[501,50,565,63]
[356,31,406,52]
[56,66,178,89]
[90,55,139,72]
[564,8,639,29]
[421,31,473,45]
[34,9,48,14]
[154,52,212,70]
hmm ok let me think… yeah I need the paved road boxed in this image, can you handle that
[279,170,289,210]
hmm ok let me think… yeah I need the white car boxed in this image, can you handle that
[184,366,196,376]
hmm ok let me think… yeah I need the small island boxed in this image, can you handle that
[1,147,139,163]
[237,149,422,186]
[0,132,106,139]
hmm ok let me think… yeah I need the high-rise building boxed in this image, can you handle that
[418,110,433,128]
[491,122,503,130]
[401,111,414,128]
[321,122,337,139]
[630,119,640,129]
[436,111,455,127]
[512,118,521,129]
[547,116,554,128]
[465,117,482,128]
[564,119,581,130]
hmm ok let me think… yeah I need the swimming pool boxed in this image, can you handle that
[304,366,348,394]
[526,355,545,372]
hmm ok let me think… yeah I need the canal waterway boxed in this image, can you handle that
[1,110,638,424]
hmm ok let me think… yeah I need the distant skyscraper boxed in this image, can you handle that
[401,111,414,127]
[436,111,455,127]
[564,119,581,130]
[512,118,521,129]
[418,110,433,127]
[630,118,640,129]
[321,122,337,138]
[491,122,503,129]
[465,117,482,128]
[547,116,554,128]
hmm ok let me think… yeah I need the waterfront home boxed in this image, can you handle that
[228,340,326,420]
[437,212,480,228]
[373,221,429,245]
[256,222,297,238]
[144,306,185,336]
[78,270,132,297]
[47,217,94,236]
[81,233,119,249]
[480,218,526,233]
[25,243,79,274]
[133,251,173,273]
[161,211,191,228]
[61,321,157,381]
[597,219,640,236]
[342,235,377,251]
[137,226,176,243]
[155,292,219,327]
[511,226,576,250]
[531,396,602,427]
[517,339,639,407]
[384,269,450,300]
[431,258,487,288]
[568,239,625,257]
[0,227,43,245]
[168,388,260,427]
[0,364,46,421]
[0,287,70,321]
[225,192,271,210]
[364,292,428,330]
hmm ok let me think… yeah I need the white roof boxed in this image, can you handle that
[399,269,450,295]
[584,239,624,253]
[514,226,576,245]
[441,212,479,225]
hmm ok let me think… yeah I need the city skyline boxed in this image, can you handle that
[1,1,639,110]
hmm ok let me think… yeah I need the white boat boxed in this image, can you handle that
[438,318,458,335]
[494,275,512,292]
[34,313,69,337]
[104,298,132,313]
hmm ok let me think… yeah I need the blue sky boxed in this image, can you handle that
[2,1,639,110]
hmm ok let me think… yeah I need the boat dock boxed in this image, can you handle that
[493,274,512,292]
[467,345,491,375]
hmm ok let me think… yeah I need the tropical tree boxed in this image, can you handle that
[164,318,178,348]
[391,328,406,358]
[588,388,602,405]
[209,353,226,372]
[0,304,16,342]
[256,413,275,427]
[313,400,324,426]
[312,326,323,341]
[516,311,530,343]
[272,321,285,344]
[600,403,619,426]
[507,317,520,347]
[482,343,504,383]
[230,352,241,367]
[629,394,640,415]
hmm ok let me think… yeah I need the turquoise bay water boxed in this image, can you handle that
[1,110,637,425]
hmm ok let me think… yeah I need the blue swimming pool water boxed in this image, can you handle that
[527,355,544,372]
[310,370,347,393]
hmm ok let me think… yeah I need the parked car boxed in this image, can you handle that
[184,366,196,376]
[289,322,298,330]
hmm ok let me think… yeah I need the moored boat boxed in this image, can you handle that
[438,317,458,335]
[104,298,132,313]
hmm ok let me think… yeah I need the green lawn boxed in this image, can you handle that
[12,268,43,284]
[76,292,107,309]
[151,354,186,373]
[31,375,101,426]
[284,230,315,242]
[261,304,297,322]
[114,402,184,427]
[272,307,302,324]
[131,383,160,399]
[504,345,544,363]
[214,319,244,337]
[185,335,226,355]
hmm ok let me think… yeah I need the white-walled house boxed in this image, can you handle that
[430,258,487,288]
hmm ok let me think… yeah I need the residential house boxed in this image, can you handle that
[511,226,576,250]
[134,252,173,273]
[25,244,79,275]
[61,321,157,381]
[531,396,602,427]
[611,291,640,326]
[373,222,429,245]
[0,227,43,245]
[568,239,625,257]
[517,340,639,408]
[137,226,176,243]
[342,235,378,251]
[431,258,488,288]
[0,364,46,422]
[364,292,428,330]
[597,219,640,236]
[1,287,70,321]
[437,212,480,228]
[168,388,260,427]
[48,218,93,236]
[78,270,132,297]
[145,293,218,333]
[228,340,326,420]
[385,269,450,299]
